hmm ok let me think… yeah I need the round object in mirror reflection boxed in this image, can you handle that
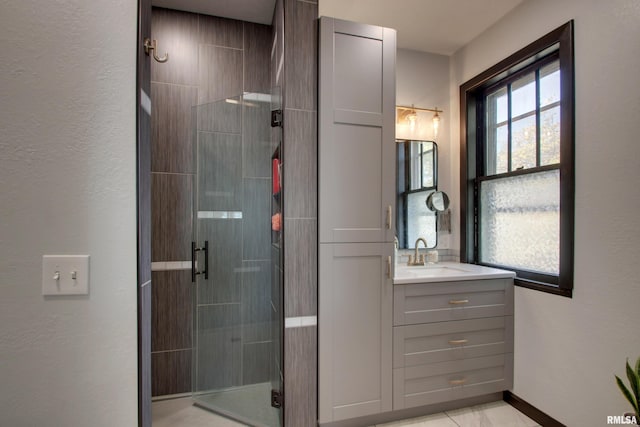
[426,191,450,212]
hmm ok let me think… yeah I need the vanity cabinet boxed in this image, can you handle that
[392,278,514,410]
[394,279,513,325]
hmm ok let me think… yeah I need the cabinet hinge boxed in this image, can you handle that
[271,109,283,128]
[271,389,284,408]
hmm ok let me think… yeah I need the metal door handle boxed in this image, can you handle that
[191,242,197,282]
[449,379,466,386]
[448,299,469,305]
[448,339,468,345]
[191,241,209,282]
[203,240,209,280]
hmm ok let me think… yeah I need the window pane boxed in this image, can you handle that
[489,88,508,123]
[408,142,435,190]
[541,105,560,165]
[511,115,536,170]
[409,143,422,190]
[407,191,436,248]
[495,125,508,174]
[511,72,536,118]
[421,143,435,188]
[480,169,559,274]
[540,60,560,108]
[486,87,508,175]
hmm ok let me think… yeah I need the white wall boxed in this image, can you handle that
[0,0,138,425]
[449,1,640,424]
[396,49,452,249]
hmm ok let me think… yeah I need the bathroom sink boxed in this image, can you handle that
[394,262,515,284]
[396,265,470,277]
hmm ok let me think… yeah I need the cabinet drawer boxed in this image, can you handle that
[394,279,513,326]
[393,354,513,410]
[393,316,513,368]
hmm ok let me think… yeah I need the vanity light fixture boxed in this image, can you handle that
[396,105,443,137]
[432,109,440,137]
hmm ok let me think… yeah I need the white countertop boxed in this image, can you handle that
[394,262,516,284]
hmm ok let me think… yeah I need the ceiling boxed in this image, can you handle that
[151,0,525,55]
[152,0,277,25]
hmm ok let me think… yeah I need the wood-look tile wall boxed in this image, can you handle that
[137,0,152,424]
[279,0,319,425]
[150,7,272,397]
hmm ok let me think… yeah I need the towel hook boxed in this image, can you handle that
[143,38,169,63]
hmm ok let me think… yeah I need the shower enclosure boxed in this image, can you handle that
[190,91,283,427]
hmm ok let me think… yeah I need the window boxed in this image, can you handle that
[397,140,437,249]
[460,21,574,297]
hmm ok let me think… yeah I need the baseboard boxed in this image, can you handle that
[503,391,565,427]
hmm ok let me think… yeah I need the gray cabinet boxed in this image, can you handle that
[394,279,514,325]
[392,278,514,410]
[318,17,396,245]
[318,243,393,422]
[318,16,396,425]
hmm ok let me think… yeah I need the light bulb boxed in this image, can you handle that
[432,111,440,137]
[407,110,417,130]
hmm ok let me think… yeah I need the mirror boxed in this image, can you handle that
[426,191,450,212]
[396,140,438,249]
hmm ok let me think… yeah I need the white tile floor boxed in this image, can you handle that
[152,398,540,427]
[152,397,245,427]
[376,401,539,427]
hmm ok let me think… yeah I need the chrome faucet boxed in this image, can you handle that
[407,237,428,266]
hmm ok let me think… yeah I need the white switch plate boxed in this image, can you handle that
[42,255,90,296]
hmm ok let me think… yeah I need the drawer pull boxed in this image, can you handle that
[448,339,468,345]
[449,379,466,386]
[448,299,469,305]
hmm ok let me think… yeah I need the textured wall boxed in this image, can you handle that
[279,0,319,425]
[449,1,640,425]
[0,0,138,425]
[396,49,453,250]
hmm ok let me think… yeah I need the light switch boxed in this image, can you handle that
[42,255,90,296]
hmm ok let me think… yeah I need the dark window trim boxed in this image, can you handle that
[482,51,560,174]
[460,21,574,297]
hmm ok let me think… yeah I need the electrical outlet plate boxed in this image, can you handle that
[42,255,90,296]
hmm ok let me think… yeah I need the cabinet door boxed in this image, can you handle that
[318,17,396,244]
[318,243,393,423]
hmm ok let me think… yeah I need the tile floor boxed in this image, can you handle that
[152,398,540,427]
[152,397,245,427]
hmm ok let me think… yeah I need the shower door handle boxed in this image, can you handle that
[191,241,209,282]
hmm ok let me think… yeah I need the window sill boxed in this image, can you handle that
[514,277,572,298]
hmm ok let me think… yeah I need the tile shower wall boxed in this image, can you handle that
[150,7,271,397]
[274,0,319,425]
[137,0,152,424]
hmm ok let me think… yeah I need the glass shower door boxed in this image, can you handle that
[191,92,282,427]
